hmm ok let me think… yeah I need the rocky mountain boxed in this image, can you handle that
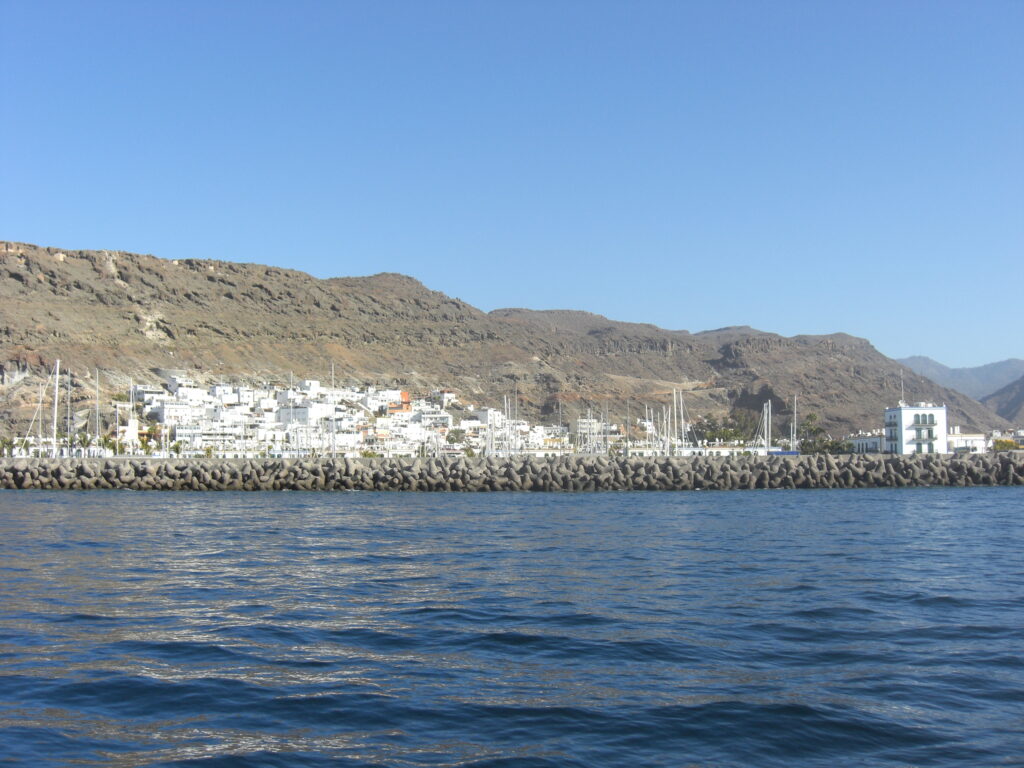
[898,356,1024,400]
[981,375,1024,424]
[0,240,1009,438]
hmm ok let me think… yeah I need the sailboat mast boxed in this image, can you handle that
[679,391,687,449]
[51,359,60,458]
[626,399,630,456]
[791,394,797,451]
[38,381,44,453]
[331,362,336,459]
[668,392,673,454]
[66,371,72,454]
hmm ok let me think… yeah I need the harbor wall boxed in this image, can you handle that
[1,453,1022,491]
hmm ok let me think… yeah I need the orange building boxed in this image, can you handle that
[388,391,412,415]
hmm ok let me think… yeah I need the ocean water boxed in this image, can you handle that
[1,489,1022,767]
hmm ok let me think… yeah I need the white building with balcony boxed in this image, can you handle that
[883,401,948,455]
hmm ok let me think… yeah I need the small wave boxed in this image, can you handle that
[909,594,976,608]
[214,623,316,647]
[606,699,965,764]
[156,750,363,768]
[393,606,501,624]
[889,624,1017,642]
[106,639,252,664]
[787,605,878,620]
[51,612,118,623]
[0,725,134,766]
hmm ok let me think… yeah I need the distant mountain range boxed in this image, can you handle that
[982,375,1024,424]
[898,356,1024,400]
[0,240,1012,436]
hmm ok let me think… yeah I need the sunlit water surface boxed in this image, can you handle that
[1,488,1022,767]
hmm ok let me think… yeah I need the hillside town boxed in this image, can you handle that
[5,366,1024,460]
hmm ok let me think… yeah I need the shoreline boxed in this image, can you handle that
[1,453,1022,491]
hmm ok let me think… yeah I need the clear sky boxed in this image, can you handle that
[2,1,1021,368]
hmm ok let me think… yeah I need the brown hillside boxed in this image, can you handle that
[0,240,1009,438]
[982,375,1024,425]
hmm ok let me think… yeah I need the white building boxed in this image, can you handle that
[884,401,948,455]
[414,409,453,429]
[165,375,197,394]
[154,401,197,426]
[472,408,507,429]
[849,431,885,454]
[362,389,404,413]
[947,425,987,454]
[131,383,165,403]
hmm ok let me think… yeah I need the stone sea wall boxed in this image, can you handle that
[1,453,1023,491]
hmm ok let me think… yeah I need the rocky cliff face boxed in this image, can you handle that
[0,240,1009,436]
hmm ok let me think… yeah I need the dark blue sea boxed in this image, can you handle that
[1,489,1022,767]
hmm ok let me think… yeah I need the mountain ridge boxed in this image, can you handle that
[0,240,1010,437]
[898,355,1024,400]
[982,375,1024,423]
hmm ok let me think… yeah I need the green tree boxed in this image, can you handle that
[694,414,750,443]
[798,414,851,454]
[798,413,825,453]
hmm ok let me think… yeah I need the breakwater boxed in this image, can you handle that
[1,453,1022,491]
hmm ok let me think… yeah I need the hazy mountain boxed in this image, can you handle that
[981,375,1024,425]
[0,240,1009,437]
[898,356,1024,400]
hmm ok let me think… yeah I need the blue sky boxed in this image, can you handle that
[2,1,1021,368]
